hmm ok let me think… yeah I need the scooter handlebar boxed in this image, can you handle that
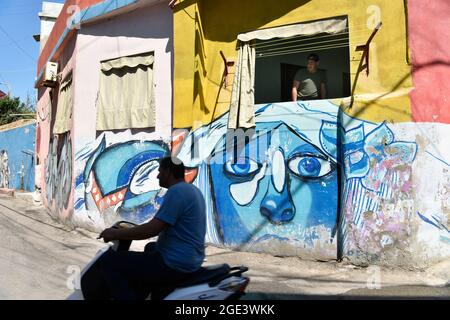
[111,220,138,229]
[96,221,138,251]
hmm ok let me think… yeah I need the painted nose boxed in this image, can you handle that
[260,149,295,225]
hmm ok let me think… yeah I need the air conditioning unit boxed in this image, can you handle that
[43,62,58,87]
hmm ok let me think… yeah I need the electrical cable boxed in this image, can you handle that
[0,24,36,62]
[0,68,35,73]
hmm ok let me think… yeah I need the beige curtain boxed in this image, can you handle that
[96,52,155,131]
[228,17,348,129]
[53,73,73,134]
[228,42,256,129]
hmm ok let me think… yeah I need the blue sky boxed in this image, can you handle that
[0,0,65,104]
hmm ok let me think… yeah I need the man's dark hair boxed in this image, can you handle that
[159,156,185,179]
[307,53,319,61]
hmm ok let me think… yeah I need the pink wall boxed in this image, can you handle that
[409,0,450,123]
[37,36,77,222]
[74,2,173,147]
[36,88,51,190]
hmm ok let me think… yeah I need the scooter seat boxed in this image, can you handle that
[176,264,231,288]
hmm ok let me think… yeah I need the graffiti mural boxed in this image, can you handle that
[75,132,170,226]
[174,101,425,259]
[334,120,418,261]
[69,101,448,262]
[417,211,450,244]
[0,150,10,188]
[176,101,341,258]
[0,123,36,191]
[45,134,73,214]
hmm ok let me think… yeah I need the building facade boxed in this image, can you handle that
[36,0,450,267]
[35,0,173,228]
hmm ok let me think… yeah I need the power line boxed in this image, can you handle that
[0,23,36,62]
[0,3,37,10]
[0,36,30,47]
[0,68,35,73]
[0,11,38,17]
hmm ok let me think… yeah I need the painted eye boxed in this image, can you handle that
[225,158,260,177]
[130,160,160,195]
[288,154,333,179]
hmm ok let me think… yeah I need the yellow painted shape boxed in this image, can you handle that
[173,0,196,128]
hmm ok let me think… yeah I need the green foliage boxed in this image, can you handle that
[0,95,35,126]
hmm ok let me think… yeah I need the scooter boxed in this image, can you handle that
[67,221,250,300]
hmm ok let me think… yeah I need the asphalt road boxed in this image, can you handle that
[0,193,448,300]
[0,194,104,299]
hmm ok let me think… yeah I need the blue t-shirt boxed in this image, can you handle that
[155,182,206,273]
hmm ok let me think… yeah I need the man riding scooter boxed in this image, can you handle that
[81,156,207,300]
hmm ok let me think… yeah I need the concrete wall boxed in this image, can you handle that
[0,122,36,191]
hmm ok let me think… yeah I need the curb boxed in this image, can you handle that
[0,188,15,197]
[15,191,42,206]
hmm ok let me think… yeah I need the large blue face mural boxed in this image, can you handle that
[177,101,342,257]
[207,119,339,247]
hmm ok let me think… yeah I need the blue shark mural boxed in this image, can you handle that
[75,134,169,224]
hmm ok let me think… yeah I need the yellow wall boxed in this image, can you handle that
[173,0,413,128]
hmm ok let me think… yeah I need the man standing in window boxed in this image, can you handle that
[291,53,327,101]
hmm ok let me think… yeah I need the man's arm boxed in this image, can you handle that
[292,80,300,101]
[321,82,326,99]
[99,218,169,242]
